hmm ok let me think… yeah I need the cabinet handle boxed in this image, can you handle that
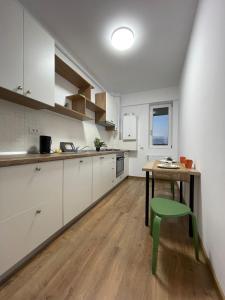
[25,90,31,95]
[35,167,41,171]
[80,160,83,163]
[128,134,131,137]
[100,157,104,159]
[36,209,42,214]
[16,85,23,91]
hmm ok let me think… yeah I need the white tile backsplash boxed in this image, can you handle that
[0,99,118,153]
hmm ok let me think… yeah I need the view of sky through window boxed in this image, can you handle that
[152,107,169,145]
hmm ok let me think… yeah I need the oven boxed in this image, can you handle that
[116,152,124,177]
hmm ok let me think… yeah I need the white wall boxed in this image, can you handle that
[121,86,179,107]
[121,87,179,177]
[180,0,225,294]
[0,48,119,153]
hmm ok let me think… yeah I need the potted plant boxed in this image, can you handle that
[94,137,106,151]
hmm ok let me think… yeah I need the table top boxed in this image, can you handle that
[142,160,200,177]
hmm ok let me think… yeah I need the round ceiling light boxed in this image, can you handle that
[111,27,134,51]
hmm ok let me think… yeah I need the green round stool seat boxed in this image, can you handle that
[150,197,199,275]
[151,197,191,217]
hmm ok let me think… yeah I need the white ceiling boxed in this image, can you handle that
[19,0,198,94]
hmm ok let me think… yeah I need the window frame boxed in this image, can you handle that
[149,103,172,149]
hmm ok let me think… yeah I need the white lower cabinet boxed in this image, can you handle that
[63,157,92,225]
[0,153,121,277]
[124,152,129,178]
[93,154,116,202]
[0,161,63,276]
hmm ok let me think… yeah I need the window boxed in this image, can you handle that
[150,104,172,148]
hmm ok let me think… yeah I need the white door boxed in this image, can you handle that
[63,157,92,225]
[24,10,55,106]
[0,0,23,92]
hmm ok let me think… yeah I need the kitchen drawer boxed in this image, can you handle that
[0,161,63,222]
[0,198,62,275]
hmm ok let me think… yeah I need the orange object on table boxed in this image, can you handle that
[185,159,193,169]
[180,156,186,163]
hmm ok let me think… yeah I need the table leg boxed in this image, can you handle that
[145,171,149,226]
[180,181,183,203]
[152,177,155,198]
[189,175,194,237]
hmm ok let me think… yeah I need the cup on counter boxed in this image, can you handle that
[185,159,193,169]
[180,156,186,164]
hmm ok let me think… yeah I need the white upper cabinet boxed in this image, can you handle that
[0,0,23,92]
[95,92,118,128]
[0,0,55,106]
[123,114,137,140]
[24,11,55,106]
[105,93,114,124]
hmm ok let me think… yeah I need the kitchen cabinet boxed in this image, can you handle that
[124,152,129,177]
[0,0,55,106]
[95,92,118,128]
[0,0,23,92]
[123,114,137,140]
[63,157,92,225]
[112,96,120,131]
[93,154,116,201]
[0,161,63,275]
[23,11,55,106]
[106,93,114,124]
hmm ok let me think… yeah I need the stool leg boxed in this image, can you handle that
[171,182,175,200]
[190,213,199,260]
[152,215,162,274]
[150,208,155,236]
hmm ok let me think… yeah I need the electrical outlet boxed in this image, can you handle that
[28,127,40,135]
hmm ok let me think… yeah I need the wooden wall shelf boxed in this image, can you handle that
[0,87,94,122]
[0,86,52,110]
[67,94,106,114]
[55,55,94,91]
[49,104,93,121]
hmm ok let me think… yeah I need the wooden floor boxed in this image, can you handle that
[0,178,221,300]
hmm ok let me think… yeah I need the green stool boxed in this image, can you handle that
[150,197,199,274]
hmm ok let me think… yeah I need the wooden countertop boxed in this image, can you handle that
[142,160,200,176]
[0,150,128,168]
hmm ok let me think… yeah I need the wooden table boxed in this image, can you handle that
[142,160,200,236]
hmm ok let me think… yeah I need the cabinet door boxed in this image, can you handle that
[0,161,63,222]
[124,154,129,177]
[104,154,116,190]
[0,199,62,276]
[112,97,119,131]
[24,11,55,106]
[0,0,23,92]
[63,157,92,224]
[106,93,114,124]
[93,156,106,202]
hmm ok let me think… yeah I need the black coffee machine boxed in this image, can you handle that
[39,135,52,154]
